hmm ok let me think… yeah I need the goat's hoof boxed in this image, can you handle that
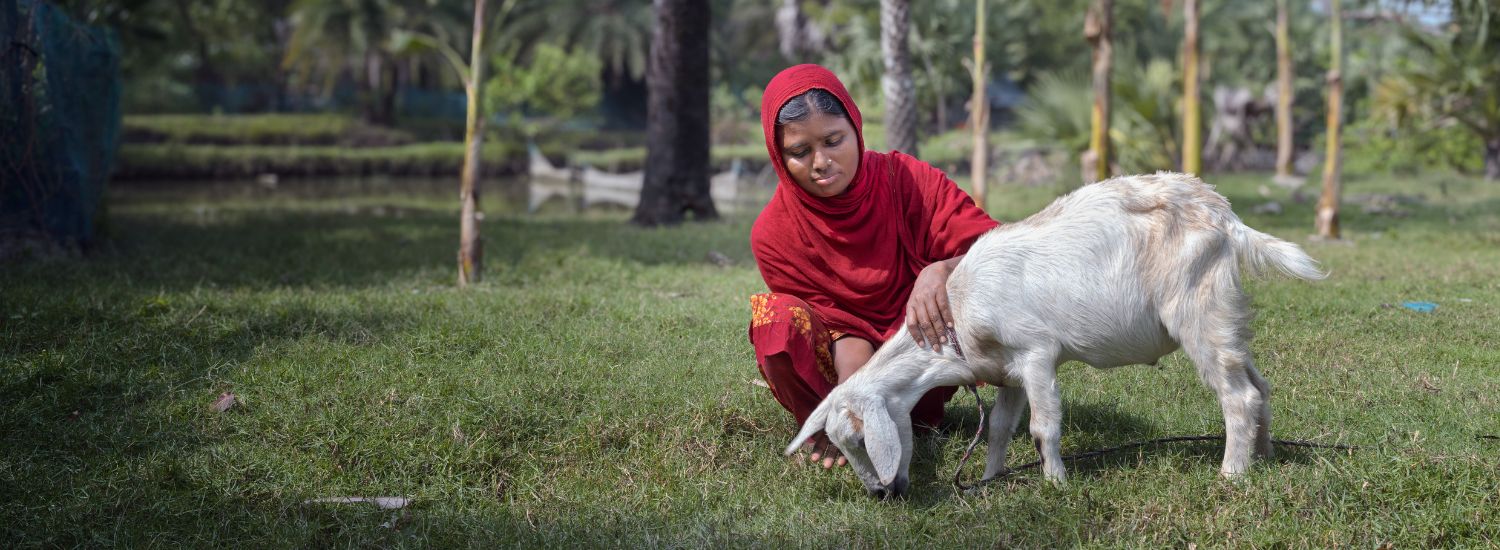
[1219,467,1250,480]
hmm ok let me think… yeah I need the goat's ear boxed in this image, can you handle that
[785,398,832,456]
[862,396,902,486]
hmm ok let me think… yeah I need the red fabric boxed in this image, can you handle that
[749,293,953,428]
[751,64,1000,344]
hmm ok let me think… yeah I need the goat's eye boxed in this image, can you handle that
[856,438,866,449]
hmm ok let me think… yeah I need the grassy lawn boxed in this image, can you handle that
[2,172,1497,546]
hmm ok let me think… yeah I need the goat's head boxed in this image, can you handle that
[784,383,914,499]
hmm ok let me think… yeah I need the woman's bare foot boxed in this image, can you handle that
[801,432,847,469]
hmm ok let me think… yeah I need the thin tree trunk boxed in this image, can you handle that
[966,0,990,208]
[1181,0,1201,175]
[1485,137,1500,181]
[1086,0,1112,183]
[457,0,488,286]
[881,0,918,155]
[173,0,221,110]
[632,0,717,226]
[1274,0,1295,181]
[1315,0,1343,240]
[970,0,989,208]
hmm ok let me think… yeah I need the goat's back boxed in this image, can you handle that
[949,173,1274,369]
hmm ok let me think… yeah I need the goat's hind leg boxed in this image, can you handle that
[981,386,1028,481]
[1176,303,1267,477]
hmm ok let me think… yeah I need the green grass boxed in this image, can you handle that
[3,172,1498,546]
[114,142,526,180]
[123,114,415,147]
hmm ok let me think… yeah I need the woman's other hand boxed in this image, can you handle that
[905,256,963,352]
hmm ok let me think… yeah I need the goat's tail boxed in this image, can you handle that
[1231,222,1328,280]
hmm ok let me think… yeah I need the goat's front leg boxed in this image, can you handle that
[1021,360,1066,486]
[981,386,1028,481]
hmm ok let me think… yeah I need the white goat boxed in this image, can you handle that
[784,173,1325,498]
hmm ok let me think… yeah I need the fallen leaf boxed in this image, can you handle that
[211,392,237,413]
[749,379,770,389]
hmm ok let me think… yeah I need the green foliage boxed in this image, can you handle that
[3,172,1499,545]
[1015,70,1092,156]
[1343,117,1484,176]
[484,43,603,130]
[1112,58,1182,173]
[1386,1,1500,160]
[1016,60,1180,174]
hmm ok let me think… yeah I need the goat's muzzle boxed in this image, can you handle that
[867,475,910,500]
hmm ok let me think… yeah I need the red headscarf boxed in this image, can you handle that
[751,64,999,344]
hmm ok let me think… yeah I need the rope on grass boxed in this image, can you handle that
[952,385,1359,492]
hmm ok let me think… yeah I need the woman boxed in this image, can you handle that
[749,64,999,468]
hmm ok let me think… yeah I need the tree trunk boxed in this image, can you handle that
[970,0,989,208]
[173,0,221,111]
[1181,0,1201,175]
[1086,0,1112,184]
[881,0,918,155]
[1274,0,1295,180]
[363,52,399,127]
[457,0,488,287]
[632,0,717,226]
[1485,137,1500,181]
[1315,0,1343,240]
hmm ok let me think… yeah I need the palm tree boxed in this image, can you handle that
[1398,0,1500,180]
[881,0,918,155]
[1315,0,1343,239]
[284,0,412,126]
[502,0,652,82]
[1086,0,1112,183]
[632,0,716,226]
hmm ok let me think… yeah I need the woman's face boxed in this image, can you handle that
[778,109,860,198]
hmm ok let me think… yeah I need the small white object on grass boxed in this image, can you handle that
[303,496,412,510]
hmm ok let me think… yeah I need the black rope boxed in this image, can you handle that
[952,386,1359,492]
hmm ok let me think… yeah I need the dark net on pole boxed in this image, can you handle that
[1,0,121,250]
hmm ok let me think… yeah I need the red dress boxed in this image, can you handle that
[748,64,999,428]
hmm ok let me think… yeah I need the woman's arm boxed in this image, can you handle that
[905,254,964,352]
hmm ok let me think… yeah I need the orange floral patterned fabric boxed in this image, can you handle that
[749,291,958,430]
[749,293,838,386]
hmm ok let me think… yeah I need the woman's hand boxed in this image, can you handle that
[906,256,962,352]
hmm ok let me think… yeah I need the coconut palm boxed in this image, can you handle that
[881,0,918,155]
[1396,0,1500,180]
[632,0,716,226]
[283,0,417,126]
